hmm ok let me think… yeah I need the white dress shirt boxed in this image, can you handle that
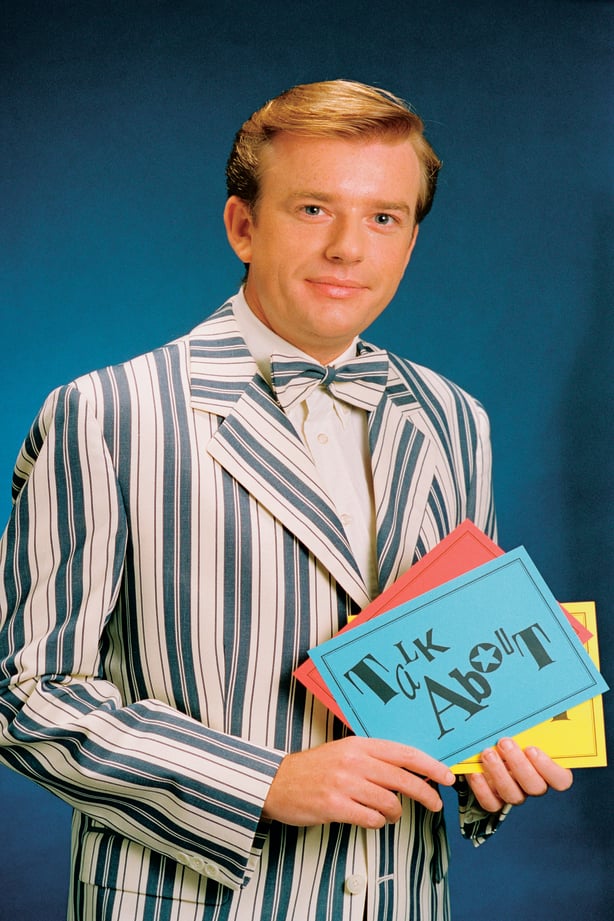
[233,289,378,597]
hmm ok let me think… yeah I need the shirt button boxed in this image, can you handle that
[341,513,352,526]
[344,874,366,895]
[317,432,329,444]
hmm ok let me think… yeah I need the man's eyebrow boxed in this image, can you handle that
[371,200,412,215]
[286,191,334,203]
[286,191,412,214]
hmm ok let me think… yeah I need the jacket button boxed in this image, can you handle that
[344,874,366,895]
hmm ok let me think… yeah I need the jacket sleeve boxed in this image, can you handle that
[0,383,283,891]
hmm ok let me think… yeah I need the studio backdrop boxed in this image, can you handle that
[1,2,612,919]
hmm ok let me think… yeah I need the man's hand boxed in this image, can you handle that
[262,736,456,828]
[467,738,573,812]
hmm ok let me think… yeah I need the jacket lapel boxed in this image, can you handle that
[367,356,437,592]
[189,301,370,608]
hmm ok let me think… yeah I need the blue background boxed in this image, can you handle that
[1,1,612,918]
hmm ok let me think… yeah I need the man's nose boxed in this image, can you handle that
[324,216,365,263]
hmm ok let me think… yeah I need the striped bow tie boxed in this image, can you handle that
[270,349,389,412]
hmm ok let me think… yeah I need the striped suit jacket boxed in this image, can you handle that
[0,295,502,921]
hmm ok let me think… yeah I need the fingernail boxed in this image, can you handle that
[498,738,514,752]
[445,770,455,784]
[482,747,497,763]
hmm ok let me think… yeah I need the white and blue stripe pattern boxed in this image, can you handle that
[270,349,389,412]
[0,295,500,921]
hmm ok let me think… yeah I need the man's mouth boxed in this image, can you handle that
[306,277,366,298]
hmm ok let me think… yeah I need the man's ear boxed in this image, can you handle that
[224,196,254,263]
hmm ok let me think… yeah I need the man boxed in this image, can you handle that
[0,80,571,921]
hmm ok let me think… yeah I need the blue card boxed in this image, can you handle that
[308,547,609,766]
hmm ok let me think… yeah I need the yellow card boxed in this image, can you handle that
[453,602,607,772]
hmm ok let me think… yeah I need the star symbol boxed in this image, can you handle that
[469,643,503,673]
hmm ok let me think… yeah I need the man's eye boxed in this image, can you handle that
[302,205,323,216]
[374,213,395,225]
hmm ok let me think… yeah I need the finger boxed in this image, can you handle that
[380,768,445,812]
[354,750,446,813]
[495,738,549,797]
[366,739,455,811]
[330,766,436,824]
[368,738,456,787]
[480,745,527,805]
[351,780,404,823]
[523,746,573,791]
[335,789,401,829]
[467,771,506,813]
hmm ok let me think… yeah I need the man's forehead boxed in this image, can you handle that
[258,131,421,190]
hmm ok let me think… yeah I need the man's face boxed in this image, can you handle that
[224,132,422,364]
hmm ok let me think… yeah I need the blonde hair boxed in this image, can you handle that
[226,79,442,223]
